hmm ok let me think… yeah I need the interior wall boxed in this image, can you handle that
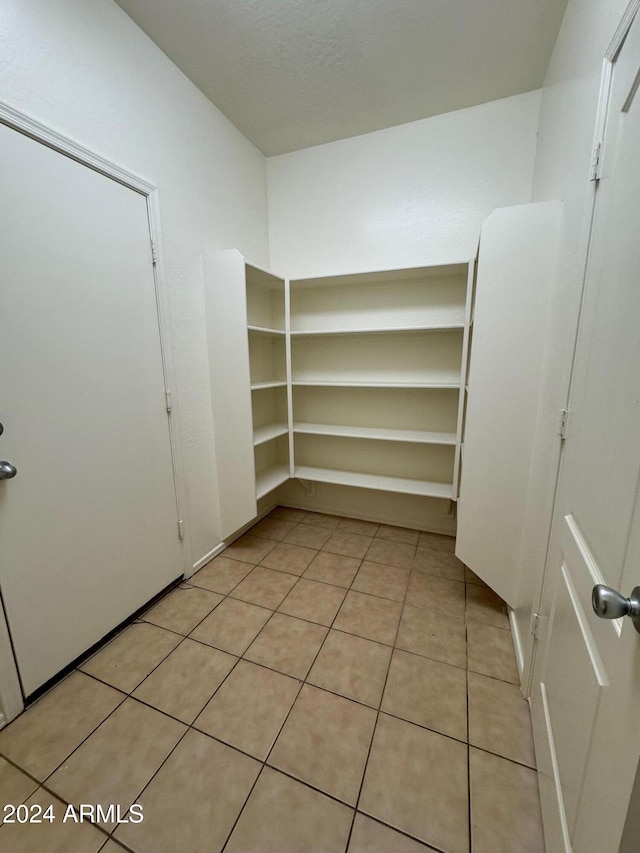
[0,0,270,569]
[516,0,632,677]
[267,90,541,278]
[268,91,540,529]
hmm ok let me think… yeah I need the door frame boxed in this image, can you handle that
[0,101,189,724]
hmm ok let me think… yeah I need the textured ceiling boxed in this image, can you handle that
[113,0,567,156]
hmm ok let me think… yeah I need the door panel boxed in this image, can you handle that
[531,12,640,851]
[0,124,182,696]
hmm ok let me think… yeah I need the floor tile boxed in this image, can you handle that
[304,551,361,587]
[468,672,536,767]
[467,622,519,684]
[190,597,271,656]
[132,639,236,724]
[283,522,333,549]
[115,729,260,853]
[395,605,467,668]
[0,788,106,853]
[360,714,469,853]
[250,517,298,541]
[307,629,392,708]
[418,532,456,552]
[348,813,432,853]
[337,517,380,536]
[259,542,317,575]
[413,546,466,582]
[269,506,307,523]
[405,572,466,616]
[278,578,346,626]
[466,584,510,629]
[188,556,252,595]
[352,561,410,602]
[470,748,544,853]
[244,613,327,679]
[0,756,39,805]
[269,684,376,805]
[322,531,373,559]
[98,842,128,852]
[333,591,402,646]
[375,524,420,545]
[80,622,181,693]
[224,533,276,564]
[225,767,352,853]
[230,566,298,609]
[0,672,123,780]
[365,538,416,569]
[302,511,342,530]
[382,649,467,741]
[47,699,185,829]
[195,660,300,760]
[465,567,489,587]
[142,585,223,635]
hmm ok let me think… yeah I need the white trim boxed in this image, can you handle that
[0,99,190,716]
[192,542,227,573]
[0,598,22,723]
[606,0,640,61]
[508,607,525,678]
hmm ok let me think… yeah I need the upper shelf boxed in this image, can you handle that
[289,264,468,334]
[290,323,465,337]
[291,379,460,389]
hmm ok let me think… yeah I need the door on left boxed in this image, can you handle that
[0,123,182,699]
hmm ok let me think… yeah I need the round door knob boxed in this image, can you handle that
[592,584,640,633]
[0,461,17,480]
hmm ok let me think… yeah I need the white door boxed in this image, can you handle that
[0,124,183,698]
[531,13,640,853]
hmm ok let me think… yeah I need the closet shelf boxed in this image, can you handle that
[251,380,288,391]
[291,379,461,389]
[289,323,465,337]
[248,325,286,335]
[293,422,457,445]
[256,463,290,500]
[294,465,453,499]
[253,423,289,446]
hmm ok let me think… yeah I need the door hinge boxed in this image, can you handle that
[531,612,545,640]
[558,407,569,440]
[151,240,158,265]
[165,391,172,413]
[590,140,602,181]
[177,519,185,540]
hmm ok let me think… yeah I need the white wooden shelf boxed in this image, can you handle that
[256,463,290,500]
[293,422,457,445]
[254,423,289,445]
[294,465,453,499]
[251,380,288,391]
[289,324,465,337]
[291,379,461,389]
[248,325,286,335]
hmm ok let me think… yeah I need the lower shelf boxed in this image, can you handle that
[293,422,456,445]
[294,465,453,499]
[256,463,290,500]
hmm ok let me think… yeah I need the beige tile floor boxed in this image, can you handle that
[0,507,545,853]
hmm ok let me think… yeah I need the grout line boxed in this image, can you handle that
[344,538,412,852]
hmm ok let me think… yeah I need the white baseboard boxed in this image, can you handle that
[192,542,226,574]
[508,607,525,677]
